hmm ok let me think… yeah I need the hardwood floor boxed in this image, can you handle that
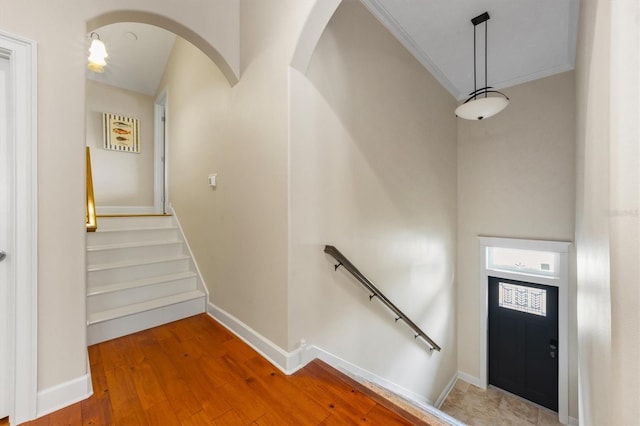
[23,314,430,425]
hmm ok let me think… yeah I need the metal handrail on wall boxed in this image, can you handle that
[324,245,441,352]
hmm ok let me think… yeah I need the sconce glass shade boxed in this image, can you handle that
[455,94,509,120]
[88,38,108,73]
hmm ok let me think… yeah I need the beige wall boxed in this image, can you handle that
[86,80,155,208]
[0,0,238,394]
[576,0,640,424]
[457,72,578,418]
[575,4,611,423]
[157,0,315,349]
[0,0,88,394]
[290,1,458,402]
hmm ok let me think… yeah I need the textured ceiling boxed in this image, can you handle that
[87,1,579,100]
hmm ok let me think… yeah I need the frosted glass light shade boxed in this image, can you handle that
[88,38,108,72]
[455,96,509,120]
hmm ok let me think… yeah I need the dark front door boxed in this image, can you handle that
[488,276,558,411]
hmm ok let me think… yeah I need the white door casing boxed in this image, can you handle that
[478,237,570,425]
[0,51,13,422]
[154,89,168,214]
[0,30,38,424]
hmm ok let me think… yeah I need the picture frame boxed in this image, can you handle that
[103,112,140,153]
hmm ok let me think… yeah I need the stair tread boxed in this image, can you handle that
[88,290,206,325]
[93,226,178,234]
[88,239,182,251]
[88,254,191,272]
[88,271,197,296]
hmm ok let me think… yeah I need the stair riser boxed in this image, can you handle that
[97,216,174,230]
[88,277,198,312]
[88,228,179,246]
[87,296,206,345]
[88,243,184,265]
[88,258,191,286]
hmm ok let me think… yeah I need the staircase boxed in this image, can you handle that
[86,215,207,345]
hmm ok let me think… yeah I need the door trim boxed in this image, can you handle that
[478,237,570,424]
[0,29,38,424]
[154,89,168,214]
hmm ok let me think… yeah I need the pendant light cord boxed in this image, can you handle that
[485,19,488,98]
[473,23,477,100]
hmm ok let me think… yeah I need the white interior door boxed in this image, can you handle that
[0,53,14,421]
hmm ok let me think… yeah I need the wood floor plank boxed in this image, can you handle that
[166,390,203,423]
[170,357,222,408]
[295,360,378,416]
[87,343,101,368]
[109,397,148,426]
[23,314,435,426]
[180,410,214,426]
[21,415,49,426]
[129,361,168,410]
[318,413,362,426]
[144,400,181,425]
[221,336,258,363]
[47,403,82,426]
[289,370,375,424]
[199,392,233,422]
[365,403,416,426]
[240,355,331,425]
[103,365,139,410]
[80,361,113,426]
[100,335,145,370]
[211,409,245,426]
[158,332,206,363]
[146,350,192,398]
[217,377,274,424]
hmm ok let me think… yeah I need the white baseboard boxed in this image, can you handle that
[207,302,304,374]
[456,371,484,389]
[36,373,93,418]
[96,206,157,215]
[435,372,458,408]
[568,416,579,426]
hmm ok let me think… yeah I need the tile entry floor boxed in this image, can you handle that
[439,379,563,426]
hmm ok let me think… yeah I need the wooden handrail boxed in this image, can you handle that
[86,147,97,232]
[324,245,441,352]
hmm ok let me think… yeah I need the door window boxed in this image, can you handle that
[498,282,547,317]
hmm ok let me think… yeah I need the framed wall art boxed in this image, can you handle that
[103,112,140,153]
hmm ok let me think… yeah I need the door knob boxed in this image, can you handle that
[0,251,5,262]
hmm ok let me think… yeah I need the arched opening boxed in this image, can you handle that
[87,11,238,86]
[84,16,234,215]
[290,0,342,74]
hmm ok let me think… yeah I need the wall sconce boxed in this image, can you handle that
[88,32,108,73]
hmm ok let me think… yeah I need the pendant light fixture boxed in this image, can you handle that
[455,12,509,120]
[88,32,108,73]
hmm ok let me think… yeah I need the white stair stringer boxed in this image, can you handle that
[87,215,208,345]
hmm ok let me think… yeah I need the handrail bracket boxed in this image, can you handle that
[324,245,441,352]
